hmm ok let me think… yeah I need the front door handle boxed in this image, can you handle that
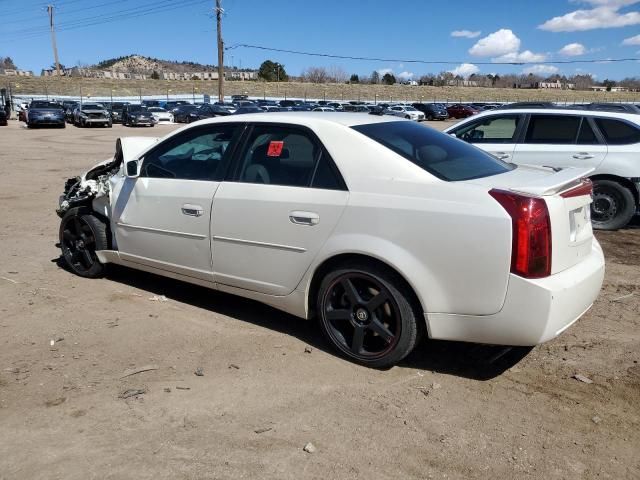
[289,211,320,226]
[495,152,510,160]
[181,204,204,217]
[572,153,594,160]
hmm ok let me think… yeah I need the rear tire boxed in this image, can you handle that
[59,208,109,278]
[316,262,419,368]
[591,180,635,230]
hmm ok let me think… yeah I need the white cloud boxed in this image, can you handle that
[522,65,560,75]
[376,68,394,76]
[622,34,640,45]
[539,3,640,32]
[449,63,480,78]
[493,50,548,63]
[397,71,414,80]
[559,42,587,55]
[469,29,521,57]
[451,30,481,38]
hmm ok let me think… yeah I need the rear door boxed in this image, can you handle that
[449,113,524,161]
[512,114,607,169]
[211,123,349,295]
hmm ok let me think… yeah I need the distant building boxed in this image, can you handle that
[513,80,575,90]
[0,68,33,77]
[589,86,629,92]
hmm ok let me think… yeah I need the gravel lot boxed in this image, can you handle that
[0,119,638,480]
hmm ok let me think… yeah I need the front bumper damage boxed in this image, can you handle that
[56,156,121,218]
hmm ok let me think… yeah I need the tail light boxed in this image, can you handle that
[560,178,593,199]
[489,189,552,278]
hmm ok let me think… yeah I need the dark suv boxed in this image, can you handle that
[412,103,449,120]
[122,104,154,127]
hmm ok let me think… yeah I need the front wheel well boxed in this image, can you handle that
[590,174,639,207]
[306,253,425,323]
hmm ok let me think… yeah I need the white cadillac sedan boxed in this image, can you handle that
[56,113,605,367]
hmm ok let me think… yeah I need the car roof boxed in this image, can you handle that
[466,108,640,123]
[194,111,399,128]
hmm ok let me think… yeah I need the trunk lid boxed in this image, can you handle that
[467,165,595,275]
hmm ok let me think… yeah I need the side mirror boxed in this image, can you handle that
[126,160,140,178]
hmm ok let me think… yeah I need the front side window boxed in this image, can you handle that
[141,125,239,180]
[595,118,640,145]
[353,121,514,181]
[237,125,343,189]
[525,115,581,144]
[452,114,521,144]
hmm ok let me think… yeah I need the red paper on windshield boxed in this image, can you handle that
[267,141,284,157]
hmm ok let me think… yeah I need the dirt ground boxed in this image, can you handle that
[0,118,638,480]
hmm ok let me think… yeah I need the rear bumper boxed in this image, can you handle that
[426,240,605,346]
[29,117,65,125]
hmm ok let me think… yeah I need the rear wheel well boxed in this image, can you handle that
[307,253,425,324]
[590,174,639,207]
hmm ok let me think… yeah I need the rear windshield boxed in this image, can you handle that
[352,121,514,181]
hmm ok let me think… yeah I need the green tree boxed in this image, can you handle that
[602,79,616,92]
[382,73,396,85]
[370,70,380,84]
[258,60,288,82]
[349,74,360,83]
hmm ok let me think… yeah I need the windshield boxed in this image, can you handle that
[30,101,62,109]
[81,104,104,110]
[130,105,148,113]
[405,107,418,112]
[352,121,514,181]
[148,107,166,112]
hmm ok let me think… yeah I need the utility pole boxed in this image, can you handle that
[215,0,224,102]
[47,5,61,77]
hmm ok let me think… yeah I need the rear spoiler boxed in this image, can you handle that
[510,167,594,197]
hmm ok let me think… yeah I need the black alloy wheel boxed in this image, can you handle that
[59,208,108,278]
[318,265,419,368]
[591,180,635,230]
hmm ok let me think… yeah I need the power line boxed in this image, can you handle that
[225,43,640,66]
[1,0,209,40]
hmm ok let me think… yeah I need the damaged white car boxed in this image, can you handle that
[57,113,605,367]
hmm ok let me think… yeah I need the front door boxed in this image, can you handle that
[112,123,242,281]
[211,124,349,295]
[449,113,524,161]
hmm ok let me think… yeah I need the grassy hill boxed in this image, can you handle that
[93,54,218,73]
[3,74,639,103]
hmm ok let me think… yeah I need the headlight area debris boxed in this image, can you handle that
[56,155,121,217]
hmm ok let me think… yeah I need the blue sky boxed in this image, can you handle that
[1,0,639,80]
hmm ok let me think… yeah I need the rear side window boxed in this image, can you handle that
[237,125,344,189]
[594,118,640,145]
[577,118,599,145]
[352,121,514,181]
[525,115,581,144]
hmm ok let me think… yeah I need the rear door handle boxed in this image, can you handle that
[572,153,594,160]
[289,211,320,226]
[181,204,204,217]
[495,152,510,160]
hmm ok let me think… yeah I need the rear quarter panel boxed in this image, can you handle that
[307,181,512,316]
